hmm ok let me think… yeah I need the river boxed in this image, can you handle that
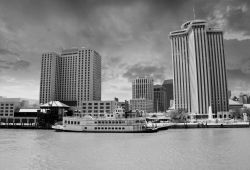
[0,128,250,170]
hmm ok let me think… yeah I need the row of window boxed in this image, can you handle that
[82,107,110,109]
[0,104,14,106]
[0,110,14,112]
[95,120,125,124]
[0,107,14,109]
[94,127,125,130]
[0,114,13,116]
[83,103,110,106]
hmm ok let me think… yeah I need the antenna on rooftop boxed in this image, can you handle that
[193,6,196,20]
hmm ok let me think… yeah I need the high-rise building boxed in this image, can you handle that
[132,76,154,100]
[169,20,228,116]
[131,76,154,113]
[153,85,166,112]
[162,79,173,110]
[40,47,101,106]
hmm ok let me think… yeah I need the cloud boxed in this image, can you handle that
[123,63,166,82]
[227,69,250,95]
[0,59,30,71]
[198,0,250,39]
[0,0,248,100]
[0,48,19,57]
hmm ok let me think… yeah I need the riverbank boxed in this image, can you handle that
[166,122,250,129]
[1,121,249,131]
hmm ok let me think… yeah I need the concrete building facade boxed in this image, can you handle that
[162,79,173,110]
[80,100,118,114]
[169,20,229,116]
[39,47,101,106]
[153,85,166,112]
[130,98,153,113]
[0,98,21,118]
[131,76,154,113]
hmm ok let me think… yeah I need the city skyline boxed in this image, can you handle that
[0,0,250,101]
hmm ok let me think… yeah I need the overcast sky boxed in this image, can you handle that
[0,0,250,101]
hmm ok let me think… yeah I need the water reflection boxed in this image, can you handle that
[0,129,250,170]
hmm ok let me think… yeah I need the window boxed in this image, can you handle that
[85,127,87,129]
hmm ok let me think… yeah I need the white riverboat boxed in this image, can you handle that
[52,107,158,133]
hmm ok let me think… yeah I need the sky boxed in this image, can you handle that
[0,0,250,101]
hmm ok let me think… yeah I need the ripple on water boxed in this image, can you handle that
[1,128,250,170]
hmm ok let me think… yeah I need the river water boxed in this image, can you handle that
[0,128,250,170]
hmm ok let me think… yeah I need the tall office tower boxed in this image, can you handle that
[40,52,60,104]
[153,85,166,112]
[131,76,154,113]
[162,79,173,110]
[132,76,154,100]
[39,47,101,106]
[169,20,228,116]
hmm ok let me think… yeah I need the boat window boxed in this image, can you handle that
[84,127,87,129]
[94,127,97,130]
[64,120,67,124]
[112,127,114,130]
[74,121,76,124]
[78,122,80,125]
[101,127,104,129]
[71,121,73,124]
[105,127,107,130]
[122,127,125,130]
[115,127,117,129]
[119,127,121,130]
[108,127,111,129]
[98,127,100,129]
[94,121,97,124]
[109,121,111,124]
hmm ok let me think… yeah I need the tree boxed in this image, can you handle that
[240,107,250,121]
[231,108,242,120]
[170,108,188,123]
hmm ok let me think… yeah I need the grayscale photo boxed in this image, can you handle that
[0,0,250,170]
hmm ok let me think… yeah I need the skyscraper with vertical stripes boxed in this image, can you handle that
[169,20,228,117]
[39,47,101,106]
